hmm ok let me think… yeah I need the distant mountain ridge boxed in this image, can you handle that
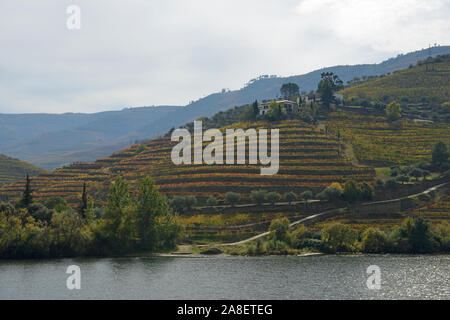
[1,46,449,169]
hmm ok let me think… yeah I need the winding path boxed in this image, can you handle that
[203,182,448,247]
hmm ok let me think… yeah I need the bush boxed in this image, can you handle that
[269,217,290,242]
[206,196,218,206]
[45,196,68,212]
[342,180,360,203]
[361,228,388,253]
[28,203,55,224]
[247,239,267,256]
[225,192,240,206]
[385,178,398,190]
[266,192,281,205]
[321,223,357,253]
[184,196,197,210]
[301,190,313,204]
[317,186,342,202]
[359,182,374,201]
[284,192,297,205]
[251,190,267,205]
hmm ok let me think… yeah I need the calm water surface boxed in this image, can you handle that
[0,255,448,299]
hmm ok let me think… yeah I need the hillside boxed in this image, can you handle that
[0,106,180,170]
[0,120,374,206]
[1,46,449,170]
[328,112,450,166]
[340,54,450,104]
[0,154,45,186]
[136,46,450,137]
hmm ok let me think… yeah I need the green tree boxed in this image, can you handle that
[398,217,435,253]
[78,182,88,219]
[409,168,423,181]
[251,190,267,205]
[301,190,313,207]
[17,174,33,209]
[103,176,135,252]
[107,176,130,210]
[431,141,448,168]
[284,192,297,205]
[359,182,374,201]
[280,83,300,100]
[322,223,356,253]
[386,101,402,121]
[342,180,360,203]
[206,196,218,206]
[317,72,343,108]
[135,176,170,250]
[269,217,290,242]
[266,192,281,205]
[184,196,197,211]
[317,78,334,108]
[266,102,286,121]
[45,196,68,213]
[361,228,387,253]
[170,196,187,213]
[225,192,240,206]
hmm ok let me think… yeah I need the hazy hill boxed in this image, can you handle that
[1,46,449,169]
[0,106,179,169]
[137,46,450,138]
[0,154,45,186]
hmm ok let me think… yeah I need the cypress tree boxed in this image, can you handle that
[79,182,88,218]
[18,174,33,208]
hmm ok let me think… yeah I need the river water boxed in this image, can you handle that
[0,254,448,300]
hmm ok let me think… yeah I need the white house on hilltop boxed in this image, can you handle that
[258,100,299,115]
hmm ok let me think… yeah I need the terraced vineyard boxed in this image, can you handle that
[329,112,450,166]
[0,120,374,206]
[408,192,450,223]
[340,54,450,103]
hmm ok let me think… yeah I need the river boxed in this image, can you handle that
[0,254,448,299]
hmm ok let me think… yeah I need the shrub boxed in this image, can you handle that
[269,217,290,242]
[361,228,388,253]
[184,196,197,210]
[386,101,402,121]
[284,192,297,205]
[45,196,68,212]
[321,223,357,253]
[266,192,281,205]
[359,182,374,201]
[342,180,360,203]
[300,190,313,205]
[225,192,240,206]
[251,190,267,205]
[385,178,398,190]
[206,196,218,206]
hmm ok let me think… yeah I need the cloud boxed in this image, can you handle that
[0,0,448,113]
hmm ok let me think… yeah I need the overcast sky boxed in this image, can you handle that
[1,0,448,114]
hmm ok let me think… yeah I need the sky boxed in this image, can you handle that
[0,0,449,114]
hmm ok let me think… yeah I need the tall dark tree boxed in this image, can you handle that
[18,174,33,208]
[252,100,259,117]
[280,83,300,100]
[79,182,88,218]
